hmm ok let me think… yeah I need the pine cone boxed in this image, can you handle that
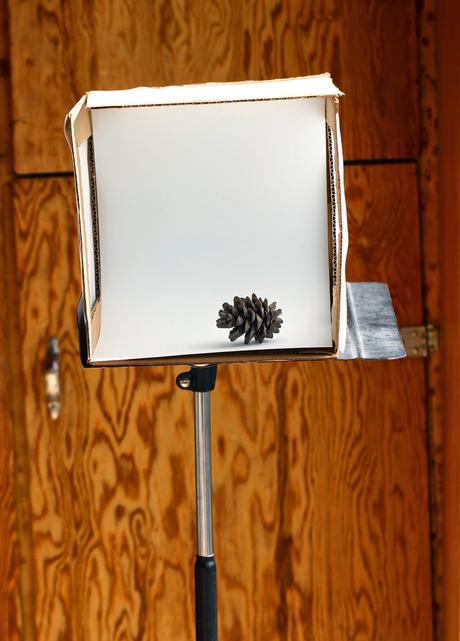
[216,294,283,344]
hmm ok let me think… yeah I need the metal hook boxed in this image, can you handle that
[45,337,61,420]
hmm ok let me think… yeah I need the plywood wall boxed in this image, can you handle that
[8,0,418,173]
[0,1,21,639]
[0,1,442,641]
[437,1,460,640]
[11,167,432,641]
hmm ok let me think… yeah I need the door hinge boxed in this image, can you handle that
[400,324,439,358]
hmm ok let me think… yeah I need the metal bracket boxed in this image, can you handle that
[176,365,218,392]
[400,323,439,358]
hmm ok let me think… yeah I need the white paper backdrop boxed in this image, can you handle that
[91,97,332,360]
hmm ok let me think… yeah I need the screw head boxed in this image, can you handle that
[178,375,191,389]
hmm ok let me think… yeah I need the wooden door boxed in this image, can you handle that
[3,2,435,641]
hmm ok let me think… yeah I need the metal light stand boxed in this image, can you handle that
[176,365,218,641]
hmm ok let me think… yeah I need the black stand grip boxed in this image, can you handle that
[195,555,217,641]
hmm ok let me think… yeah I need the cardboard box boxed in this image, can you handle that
[65,73,348,366]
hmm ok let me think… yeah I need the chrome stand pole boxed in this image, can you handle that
[177,365,218,641]
[195,391,214,558]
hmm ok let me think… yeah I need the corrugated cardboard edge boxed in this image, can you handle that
[90,352,337,367]
[86,73,343,109]
[92,350,337,368]
[325,96,348,353]
[64,96,101,356]
[334,108,349,352]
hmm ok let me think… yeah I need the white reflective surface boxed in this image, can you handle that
[91,97,332,360]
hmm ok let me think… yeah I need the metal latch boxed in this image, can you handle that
[400,324,439,358]
[45,337,61,419]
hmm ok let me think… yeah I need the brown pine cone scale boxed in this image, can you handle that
[216,294,283,344]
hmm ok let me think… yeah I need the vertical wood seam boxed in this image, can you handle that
[416,1,443,640]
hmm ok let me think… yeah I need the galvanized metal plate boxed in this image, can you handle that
[338,282,406,360]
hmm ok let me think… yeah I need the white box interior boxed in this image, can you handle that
[88,96,333,361]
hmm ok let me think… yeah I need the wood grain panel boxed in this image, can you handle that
[0,242,20,641]
[214,357,430,641]
[0,197,21,641]
[0,0,22,638]
[13,180,196,641]
[437,1,460,640]
[7,0,418,174]
[345,163,423,325]
[12,163,432,641]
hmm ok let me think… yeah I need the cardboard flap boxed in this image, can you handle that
[66,96,101,356]
[87,74,343,109]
